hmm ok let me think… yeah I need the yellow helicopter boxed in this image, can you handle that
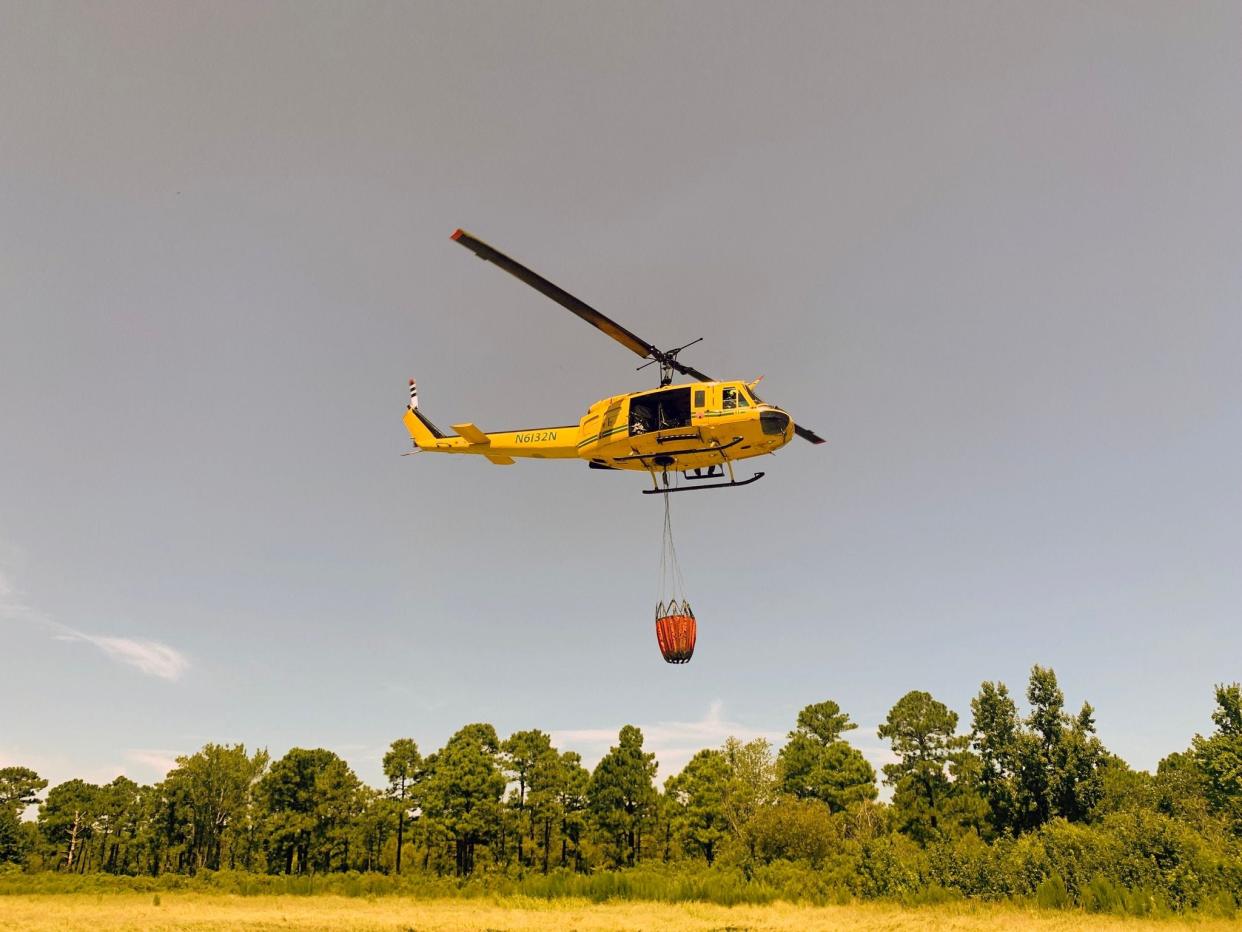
[403,230,825,494]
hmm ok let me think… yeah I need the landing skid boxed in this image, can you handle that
[643,471,765,494]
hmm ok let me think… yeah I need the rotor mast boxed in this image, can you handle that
[636,337,704,386]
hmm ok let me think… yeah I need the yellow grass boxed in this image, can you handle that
[0,894,1238,931]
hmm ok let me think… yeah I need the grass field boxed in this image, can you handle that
[0,894,1239,931]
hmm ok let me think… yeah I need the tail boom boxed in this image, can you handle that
[403,412,578,460]
[403,383,578,463]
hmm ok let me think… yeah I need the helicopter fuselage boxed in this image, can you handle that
[402,379,796,477]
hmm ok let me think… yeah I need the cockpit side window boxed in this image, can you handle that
[722,387,738,410]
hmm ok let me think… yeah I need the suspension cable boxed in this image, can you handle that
[658,493,688,610]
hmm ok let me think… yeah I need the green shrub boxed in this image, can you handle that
[750,860,850,905]
[927,831,1011,899]
[743,798,846,868]
[855,834,927,898]
[1080,874,1122,913]
[0,824,1236,918]
[1199,890,1238,919]
[1034,873,1070,910]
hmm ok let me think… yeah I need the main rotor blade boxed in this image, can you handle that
[451,229,656,360]
[794,424,827,445]
[670,359,717,383]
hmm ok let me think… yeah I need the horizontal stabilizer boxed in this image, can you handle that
[485,453,516,466]
[451,422,490,445]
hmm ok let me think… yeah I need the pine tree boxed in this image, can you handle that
[879,690,979,842]
[666,749,729,863]
[419,724,505,876]
[588,725,657,866]
[778,700,877,811]
[382,738,421,874]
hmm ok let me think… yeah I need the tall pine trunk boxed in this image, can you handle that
[541,816,551,873]
[395,810,404,874]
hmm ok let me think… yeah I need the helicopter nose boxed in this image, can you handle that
[760,410,790,436]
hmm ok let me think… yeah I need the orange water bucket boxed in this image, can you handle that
[655,600,696,663]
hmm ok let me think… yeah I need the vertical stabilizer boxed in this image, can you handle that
[403,378,446,444]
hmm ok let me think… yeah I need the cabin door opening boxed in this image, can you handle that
[630,386,693,436]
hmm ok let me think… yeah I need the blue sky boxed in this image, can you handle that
[2,2,1240,795]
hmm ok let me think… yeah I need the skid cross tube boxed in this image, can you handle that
[684,466,725,480]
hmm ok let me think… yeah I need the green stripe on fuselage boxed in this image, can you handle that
[576,423,630,448]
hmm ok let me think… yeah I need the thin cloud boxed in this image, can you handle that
[78,634,189,681]
[0,560,189,682]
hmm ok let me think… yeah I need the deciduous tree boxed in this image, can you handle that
[971,667,1108,836]
[743,796,842,867]
[1192,682,1242,835]
[720,737,777,841]
[164,744,269,872]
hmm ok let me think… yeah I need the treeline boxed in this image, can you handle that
[1,667,1240,915]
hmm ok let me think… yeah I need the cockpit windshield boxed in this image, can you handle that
[723,385,753,410]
